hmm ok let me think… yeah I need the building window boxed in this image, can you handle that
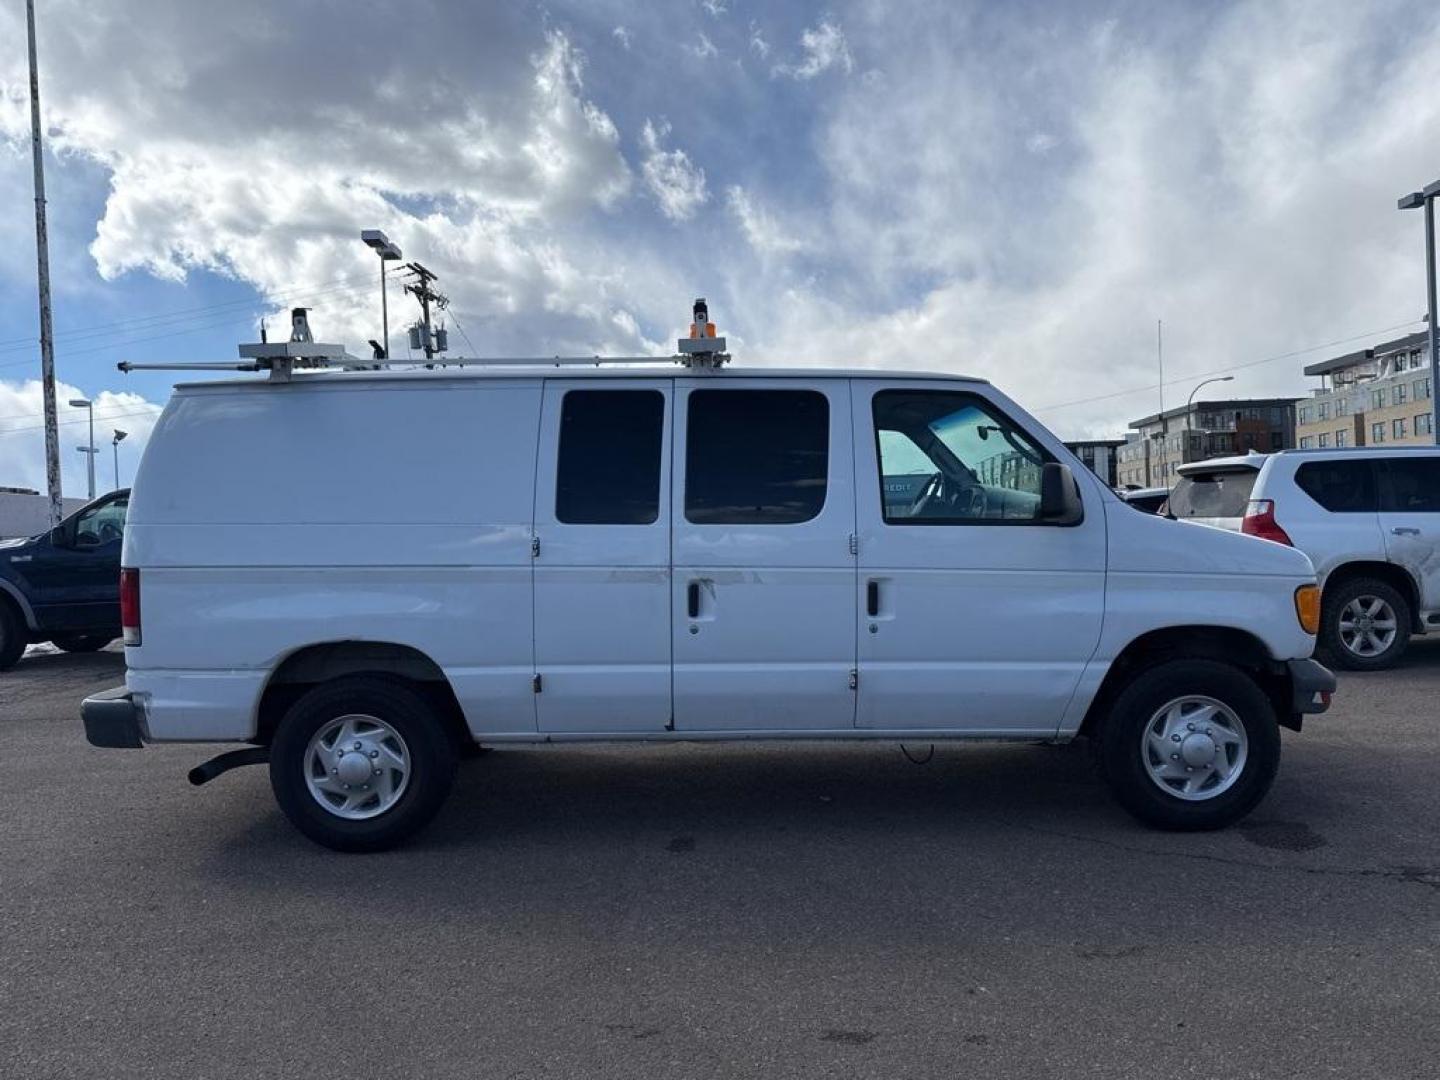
[1336,397,1349,416]
[1270,432,1284,450]
[1394,418,1408,439]
[1298,405,1313,424]
[1372,388,1387,409]
[1396,383,1409,405]
[1418,412,1434,436]
[1417,378,1431,401]
[1317,433,1330,447]
[687,390,829,525]
[1335,428,1348,447]
[1317,402,1330,421]
[1299,436,1314,449]
[1372,422,1385,444]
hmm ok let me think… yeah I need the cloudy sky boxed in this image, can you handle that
[1,0,1438,495]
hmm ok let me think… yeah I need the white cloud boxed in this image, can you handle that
[749,22,771,60]
[774,20,853,80]
[639,120,709,222]
[686,32,719,61]
[612,26,631,50]
[701,0,728,16]
[1025,131,1058,154]
[727,186,804,256]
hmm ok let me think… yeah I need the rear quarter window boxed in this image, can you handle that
[1294,459,1377,513]
[1168,470,1257,519]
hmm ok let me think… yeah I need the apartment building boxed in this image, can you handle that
[1062,438,1125,487]
[1115,398,1297,489]
[1297,331,1433,448]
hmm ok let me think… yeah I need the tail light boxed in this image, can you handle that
[120,568,141,646]
[1241,499,1293,545]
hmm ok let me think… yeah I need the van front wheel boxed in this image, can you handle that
[1097,660,1279,830]
[269,676,457,852]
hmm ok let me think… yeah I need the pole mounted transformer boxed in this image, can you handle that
[26,0,63,525]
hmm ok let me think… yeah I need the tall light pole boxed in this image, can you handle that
[27,0,63,525]
[111,429,127,490]
[361,230,403,359]
[1399,181,1440,447]
[68,397,95,499]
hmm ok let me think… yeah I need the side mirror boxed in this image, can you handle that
[49,524,70,547]
[1039,462,1084,524]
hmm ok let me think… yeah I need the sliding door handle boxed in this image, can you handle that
[1392,526,1421,537]
[687,581,701,619]
[866,579,880,617]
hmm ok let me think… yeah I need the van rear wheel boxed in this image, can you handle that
[1097,659,1280,830]
[269,676,456,852]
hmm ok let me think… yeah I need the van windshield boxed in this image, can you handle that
[1168,468,1258,519]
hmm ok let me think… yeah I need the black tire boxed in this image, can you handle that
[1096,659,1280,831]
[269,676,457,853]
[0,601,25,671]
[50,633,115,654]
[1317,577,1411,672]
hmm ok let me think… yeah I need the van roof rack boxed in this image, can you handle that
[118,299,731,381]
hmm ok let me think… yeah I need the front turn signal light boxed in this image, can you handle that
[1295,584,1320,635]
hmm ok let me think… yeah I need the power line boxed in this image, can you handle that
[0,268,379,351]
[0,404,161,440]
[1033,318,1425,413]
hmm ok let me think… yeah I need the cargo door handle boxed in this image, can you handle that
[687,581,701,619]
[866,580,880,617]
[1392,527,1421,536]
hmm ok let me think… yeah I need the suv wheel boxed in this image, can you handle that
[1318,577,1411,672]
[269,676,457,852]
[1097,659,1280,830]
[0,601,25,671]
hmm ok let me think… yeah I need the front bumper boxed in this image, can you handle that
[1288,658,1336,716]
[82,686,146,748]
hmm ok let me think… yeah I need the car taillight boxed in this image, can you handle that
[1241,499,1293,546]
[120,568,141,646]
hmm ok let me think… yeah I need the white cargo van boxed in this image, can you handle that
[82,363,1335,850]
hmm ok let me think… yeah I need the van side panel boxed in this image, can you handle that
[124,380,542,740]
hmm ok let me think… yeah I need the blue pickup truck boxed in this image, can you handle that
[0,489,128,669]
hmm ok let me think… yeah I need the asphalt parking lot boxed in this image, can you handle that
[2,646,1438,1079]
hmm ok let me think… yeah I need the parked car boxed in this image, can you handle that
[82,366,1333,851]
[1118,486,1170,514]
[1238,448,1440,671]
[1170,453,1268,531]
[0,489,128,668]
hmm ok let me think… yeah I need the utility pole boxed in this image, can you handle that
[402,262,448,360]
[26,0,63,525]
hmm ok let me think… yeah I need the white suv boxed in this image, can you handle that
[82,364,1334,850]
[1175,448,1440,670]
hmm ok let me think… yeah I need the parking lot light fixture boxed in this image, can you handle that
[1398,181,1440,446]
[68,397,96,499]
[111,429,127,490]
[361,230,403,360]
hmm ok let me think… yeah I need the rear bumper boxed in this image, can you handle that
[82,686,146,748]
[1287,658,1336,715]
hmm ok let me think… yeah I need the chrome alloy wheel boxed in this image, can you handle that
[304,714,410,820]
[1141,696,1249,802]
[1338,595,1398,659]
